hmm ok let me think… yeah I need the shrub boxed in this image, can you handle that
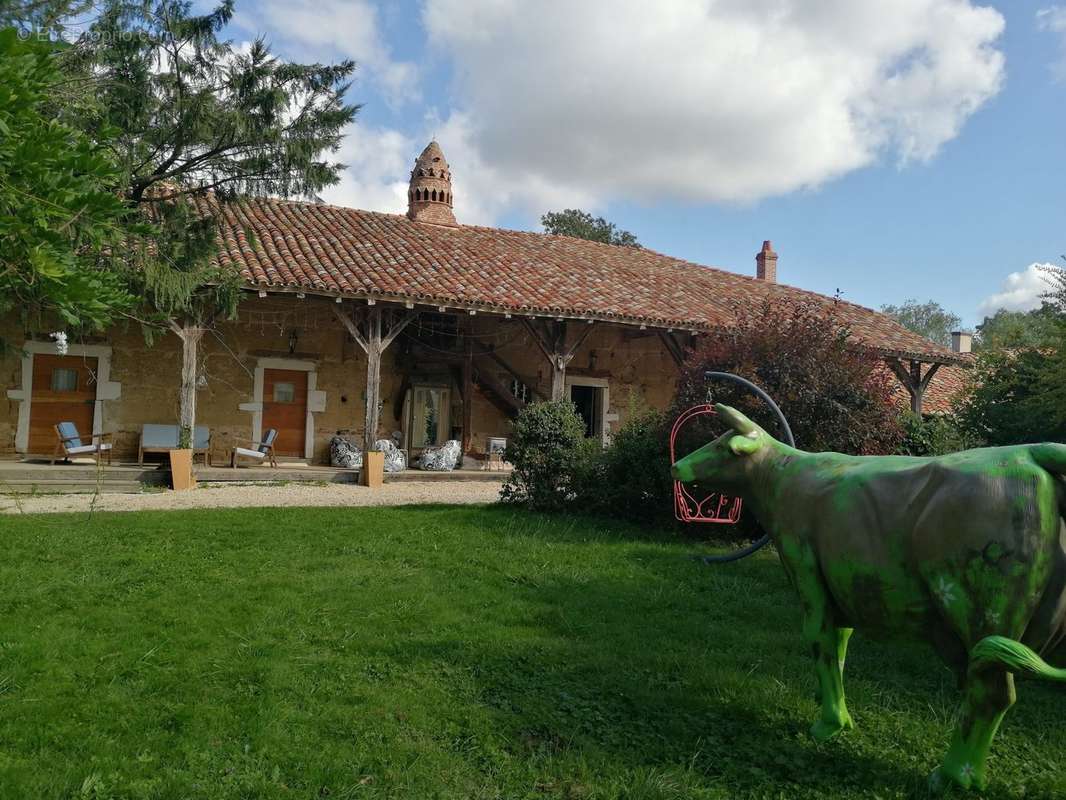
[896,412,982,456]
[586,405,675,527]
[500,400,591,511]
[674,299,903,455]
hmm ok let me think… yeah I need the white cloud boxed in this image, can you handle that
[1038,6,1066,79]
[319,125,415,213]
[238,0,419,107]
[420,0,1004,208]
[978,264,1056,316]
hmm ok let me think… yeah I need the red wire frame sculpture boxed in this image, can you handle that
[670,404,743,524]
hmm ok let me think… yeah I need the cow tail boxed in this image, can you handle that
[969,636,1066,681]
[1032,443,1066,475]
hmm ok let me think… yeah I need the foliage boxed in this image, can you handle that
[0,505,1063,798]
[975,304,1060,351]
[956,265,1066,444]
[500,399,592,511]
[955,348,1066,445]
[65,0,355,325]
[676,300,903,456]
[0,27,134,332]
[880,299,962,347]
[541,208,641,248]
[577,403,677,527]
[74,0,358,207]
[896,411,982,456]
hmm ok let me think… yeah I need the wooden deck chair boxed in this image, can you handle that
[52,421,113,465]
[231,429,278,468]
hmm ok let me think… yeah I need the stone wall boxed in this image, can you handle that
[0,297,681,462]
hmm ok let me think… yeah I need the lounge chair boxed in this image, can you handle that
[52,422,112,465]
[231,429,279,468]
[139,424,211,466]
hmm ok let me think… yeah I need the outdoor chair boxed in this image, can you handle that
[52,422,113,465]
[230,429,279,468]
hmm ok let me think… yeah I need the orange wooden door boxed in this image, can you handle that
[262,369,307,457]
[29,354,98,454]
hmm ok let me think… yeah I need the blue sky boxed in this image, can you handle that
[226,1,1066,328]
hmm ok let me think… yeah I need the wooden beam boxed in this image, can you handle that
[332,305,369,353]
[519,318,596,401]
[885,357,939,415]
[334,305,416,450]
[485,351,547,401]
[658,330,686,368]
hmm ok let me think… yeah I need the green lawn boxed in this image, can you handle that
[0,506,1062,799]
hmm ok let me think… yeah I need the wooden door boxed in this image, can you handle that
[262,369,308,458]
[28,354,98,454]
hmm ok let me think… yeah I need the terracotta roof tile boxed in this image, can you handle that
[201,196,963,365]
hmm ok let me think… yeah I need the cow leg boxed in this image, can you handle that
[930,668,1015,794]
[806,619,854,742]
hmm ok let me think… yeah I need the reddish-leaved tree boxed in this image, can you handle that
[674,300,902,456]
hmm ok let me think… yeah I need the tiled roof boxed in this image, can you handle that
[203,196,964,365]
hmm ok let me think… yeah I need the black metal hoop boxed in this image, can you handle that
[693,371,795,564]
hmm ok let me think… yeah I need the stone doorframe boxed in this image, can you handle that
[238,357,326,461]
[6,341,122,453]
[564,375,618,446]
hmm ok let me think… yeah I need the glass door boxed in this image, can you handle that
[409,386,450,449]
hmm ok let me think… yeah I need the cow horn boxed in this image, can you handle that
[715,404,757,435]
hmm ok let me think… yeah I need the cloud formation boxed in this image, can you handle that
[978,264,1056,316]
[319,124,415,213]
[1038,6,1066,79]
[239,0,419,107]
[422,0,1005,209]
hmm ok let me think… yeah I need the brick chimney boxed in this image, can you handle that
[950,331,972,354]
[756,240,777,282]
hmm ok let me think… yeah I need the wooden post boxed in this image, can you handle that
[462,333,474,454]
[885,357,941,416]
[333,305,415,453]
[521,318,596,402]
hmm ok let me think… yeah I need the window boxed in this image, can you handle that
[51,368,78,392]
[273,382,296,403]
[511,378,530,403]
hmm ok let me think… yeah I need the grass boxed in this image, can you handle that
[0,505,1062,799]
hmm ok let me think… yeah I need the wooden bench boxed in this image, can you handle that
[139,424,211,466]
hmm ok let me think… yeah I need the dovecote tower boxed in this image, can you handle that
[407,141,456,226]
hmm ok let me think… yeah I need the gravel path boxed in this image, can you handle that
[0,481,504,515]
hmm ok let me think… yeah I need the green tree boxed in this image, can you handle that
[541,209,640,248]
[956,348,1066,445]
[0,27,134,339]
[880,299,962,347]
[975,304,1060,351]
[43,0,359,443]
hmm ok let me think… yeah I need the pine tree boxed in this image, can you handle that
[46,0,359,444]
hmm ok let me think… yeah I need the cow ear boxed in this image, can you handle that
[716,404,757,435]
[729,433,763,456]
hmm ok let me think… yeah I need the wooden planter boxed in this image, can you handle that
[362,450,384,489]
[169,449,197,491]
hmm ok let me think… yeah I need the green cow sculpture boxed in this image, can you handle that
[671,405,1066,793]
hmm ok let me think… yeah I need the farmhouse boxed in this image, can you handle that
[1,142,969,465]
